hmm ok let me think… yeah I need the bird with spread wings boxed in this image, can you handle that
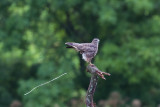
[65,38,100,65]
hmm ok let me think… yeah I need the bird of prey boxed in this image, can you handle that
[65,38,100,65]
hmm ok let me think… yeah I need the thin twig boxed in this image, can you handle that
[24,73,67,95]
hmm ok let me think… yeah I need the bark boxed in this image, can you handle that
[86,64,110,107]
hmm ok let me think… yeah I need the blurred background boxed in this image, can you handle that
[0,0,160,107]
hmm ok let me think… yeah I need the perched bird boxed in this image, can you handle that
[65,38,100,65]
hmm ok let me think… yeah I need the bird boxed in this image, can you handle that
[65,38,100,65]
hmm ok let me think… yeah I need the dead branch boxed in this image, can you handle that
[86,64,110,107]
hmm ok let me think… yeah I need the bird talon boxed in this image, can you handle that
[89,63,94,66]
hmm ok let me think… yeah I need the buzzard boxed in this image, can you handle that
[65,38,100,65]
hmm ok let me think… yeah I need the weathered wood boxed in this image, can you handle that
[86,64,110,107]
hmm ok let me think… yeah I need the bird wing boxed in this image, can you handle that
[77,43,96,52]
[65,42,97,55]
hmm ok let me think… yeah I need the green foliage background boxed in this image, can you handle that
[0,0,160,106]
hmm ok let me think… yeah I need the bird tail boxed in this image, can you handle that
[65,42,74,48]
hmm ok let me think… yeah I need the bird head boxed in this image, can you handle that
[92,38,100,44]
